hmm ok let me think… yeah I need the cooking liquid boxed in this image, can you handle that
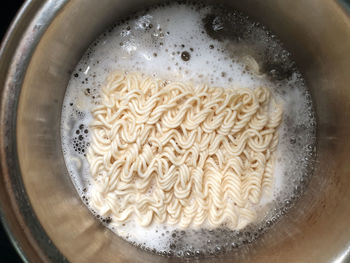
[61,2,316,258]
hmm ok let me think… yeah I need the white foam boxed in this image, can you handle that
[112,221,177,252]
[61,3,316,256]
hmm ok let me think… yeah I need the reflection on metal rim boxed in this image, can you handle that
[0,1,69,262]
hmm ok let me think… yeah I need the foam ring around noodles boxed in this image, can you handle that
[87,71,283,230]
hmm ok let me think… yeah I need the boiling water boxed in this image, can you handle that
[61,2,316,258]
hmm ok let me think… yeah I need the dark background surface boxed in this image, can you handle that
[1,1,25,262]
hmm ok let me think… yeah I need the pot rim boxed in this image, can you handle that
[1,1,350,262]
[0,1,69,262]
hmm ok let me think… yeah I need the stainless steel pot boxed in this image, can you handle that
[1,0,350,262]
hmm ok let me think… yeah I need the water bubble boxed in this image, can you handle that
[181,51,191,61]
[290,137,296,144]
[184,250,193,258]
[215,246,223,254]
[176,251,183,257]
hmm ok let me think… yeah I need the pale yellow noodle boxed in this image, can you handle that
[87,71,283,230]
